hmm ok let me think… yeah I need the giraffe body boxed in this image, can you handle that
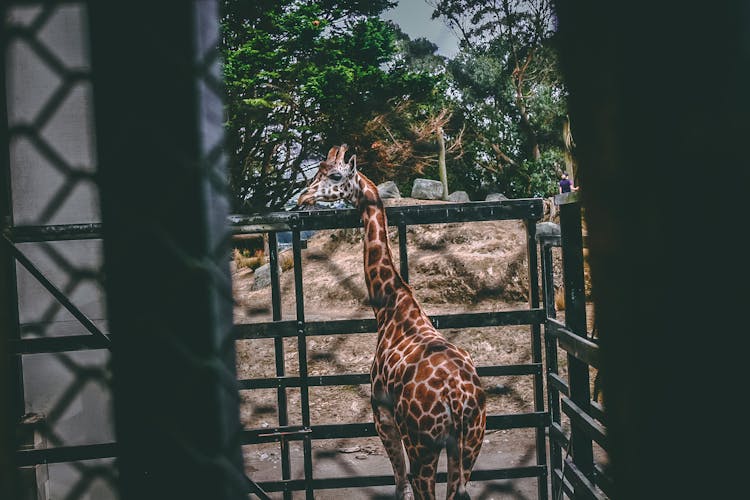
[299,145,486,499]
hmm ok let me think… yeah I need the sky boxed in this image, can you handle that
[380,0,460,58]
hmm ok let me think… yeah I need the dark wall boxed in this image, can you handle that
[554,1,749,498]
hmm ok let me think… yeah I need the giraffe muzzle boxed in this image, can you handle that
[297,189,316,206]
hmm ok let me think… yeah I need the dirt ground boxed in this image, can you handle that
[233,198,599,499]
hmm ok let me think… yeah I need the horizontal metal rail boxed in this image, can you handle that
[16,442,117,467]
[11,309,541,354]
[8,223,103,242]
[236,309,544,340]
[546,318,599,368]
[243,412,548,445]
[239,363,543,390]
[229,199,543,233]
[562,456,607,500]
[11,334,110,354]
[561,396,608,449]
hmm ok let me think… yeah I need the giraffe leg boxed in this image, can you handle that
[408,450,440,500]
[373,401,414,500]
[446,434,467,500]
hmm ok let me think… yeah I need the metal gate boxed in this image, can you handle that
[231,199,550,499]
[539,191,610,499]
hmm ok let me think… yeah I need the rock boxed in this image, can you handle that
[377,180,401,199]
[339,446,361,454]
[536,222,561,239]
[250,263,273,290]
[485,192,508,202]
[411,178,444,200]
[447,190,470,202]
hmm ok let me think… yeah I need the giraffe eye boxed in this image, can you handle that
[328,172,343,182]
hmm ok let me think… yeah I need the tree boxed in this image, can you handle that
[220,0,438,213]
[429,0,568,198]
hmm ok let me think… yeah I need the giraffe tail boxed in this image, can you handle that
[448,400,471,500]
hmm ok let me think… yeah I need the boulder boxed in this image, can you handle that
[377,180,401,199]
[485,192,508,202]
[447,190,470,202]
[250,263,273,290]
[411,178,444,200]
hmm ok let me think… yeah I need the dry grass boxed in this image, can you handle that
[279,249,294,272]
[555,287,565,311]
[234,248,263,271]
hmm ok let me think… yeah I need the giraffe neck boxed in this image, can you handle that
[355,174,406,319]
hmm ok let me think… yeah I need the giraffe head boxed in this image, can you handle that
[298,144,359,207]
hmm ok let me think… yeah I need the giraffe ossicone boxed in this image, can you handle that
[299,145,486,500]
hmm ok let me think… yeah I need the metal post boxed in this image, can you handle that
[559,199,594,481]
[540,239,562,499]
[525,220,548,500]
[89,2,247,499]
[268,232,292,500]
[291,225,314,499]
[0,3,23,493]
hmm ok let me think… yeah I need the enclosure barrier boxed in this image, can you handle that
[231,198,550,499]
[540,191,610,499]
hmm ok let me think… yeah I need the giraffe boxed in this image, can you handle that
[299,145,486,500]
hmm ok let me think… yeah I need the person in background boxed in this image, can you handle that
[559,171,578,193]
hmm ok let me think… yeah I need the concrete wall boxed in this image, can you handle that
[5,4,115,498]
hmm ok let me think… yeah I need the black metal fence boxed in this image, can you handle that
[2,2,607,499]
[540,191,609,499]
[231,199,551,499]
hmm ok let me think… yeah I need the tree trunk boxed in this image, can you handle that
[437,126,448,200]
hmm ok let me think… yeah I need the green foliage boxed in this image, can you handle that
[220,0,570,210]
[220,0,443,213]
[428,0,568,199]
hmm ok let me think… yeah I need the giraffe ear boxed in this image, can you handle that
[347,154,357,174]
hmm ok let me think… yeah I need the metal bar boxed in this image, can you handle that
[397,221,409,283]
[561,396,608,449]
[524,220,548,500]
[89,2,248,498]
[2,235,112,349]
[16,442,118,467]
[589,399,606,424]
[0,12,23,492]
[291,226,314,499]
[11,334,110,355]
[547,318,600,368]
[230,199,544,233]
[234,309,545,339]
[559,198,594,479]
[548,373,570,397]
[243,412,547,444]
[549,422,569,448]
[9,223,102,242]
[540,240,563,498]
[594,463,614,498]
[562,456,607,500]
[266,232,291,500]
[256,465,546,493]
[239,363,543,390]
[552,468,576,499]
[478,363,542,377]
[238,373,371,390]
